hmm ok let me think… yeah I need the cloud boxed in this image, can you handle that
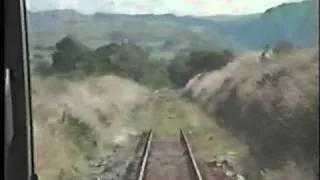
[26,0,58,11]
[26,0,305,15]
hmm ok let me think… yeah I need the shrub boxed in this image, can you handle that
[168,50,234,88]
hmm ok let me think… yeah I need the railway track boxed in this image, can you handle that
[124,129,244,180]
[124,129,203,180]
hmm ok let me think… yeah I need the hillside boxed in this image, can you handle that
[213,0,318,49]
[26,0,317,56]
[183,47,319,179]
[31,47,319,180]
[28,1,318,179]
[32,75,250,180]
[27,10,239,53]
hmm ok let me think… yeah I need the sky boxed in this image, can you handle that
[25,0,306,16]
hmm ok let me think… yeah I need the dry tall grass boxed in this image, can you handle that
[183,47,319,179]
[32,74,250,179]
[32,75,151,179]
[129,90,250,171]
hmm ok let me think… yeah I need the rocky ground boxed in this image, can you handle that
[82,132,149,180]
[84,132,246,180]
[84,137,140,180]
[144,135,194,180]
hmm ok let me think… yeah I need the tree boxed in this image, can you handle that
[51,36,91,73]
[186,50,232,76]
[273,40,294,56]
[167,54,191,88]
[33,61,54,76]
[167,50,233,88]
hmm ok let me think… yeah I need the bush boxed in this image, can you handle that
[168,50,234,88]
[273,40,294,56]
[41,36,170,89]
[167,54,191,88]
[51,36,91,73]
[38,36,234,90]
[33,61,54,76]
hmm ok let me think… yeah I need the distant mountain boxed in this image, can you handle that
[27,10,240,53]
[26,0,317,55]
[202,13,261,24]
[211,0,318,49]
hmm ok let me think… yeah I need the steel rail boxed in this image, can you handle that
[180,129,204,180]
[135,129,204,180]
[136,129,153,180]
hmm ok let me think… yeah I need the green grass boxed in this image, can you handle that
[125,92,249,169]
